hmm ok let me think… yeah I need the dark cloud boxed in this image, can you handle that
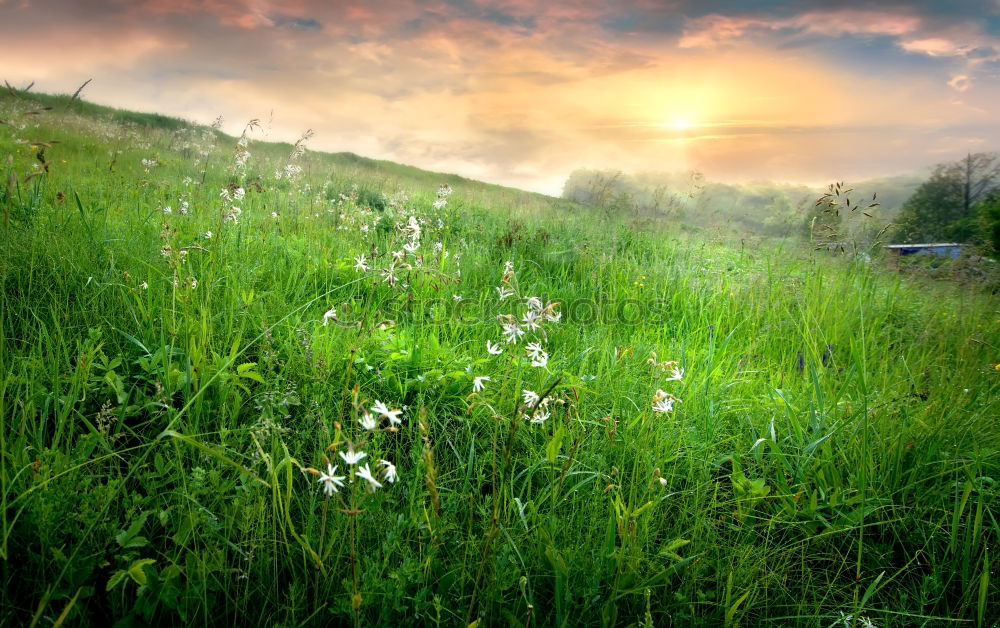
[269,14,322,30]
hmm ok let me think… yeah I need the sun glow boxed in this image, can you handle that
[669,117,693,130]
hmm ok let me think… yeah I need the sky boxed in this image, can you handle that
[1,0,999,195]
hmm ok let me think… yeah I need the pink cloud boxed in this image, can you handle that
[135,0,320,29]
[790,10,921,37]
[900,37,966,56]
[679,9,922,49]
[678,15,769,48]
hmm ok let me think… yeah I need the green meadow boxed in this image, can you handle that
[1,90,998,627]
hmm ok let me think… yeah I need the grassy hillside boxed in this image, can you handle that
[1,89,998,626]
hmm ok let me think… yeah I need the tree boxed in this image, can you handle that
[975,190,1000,255]
[894,152,1000,243]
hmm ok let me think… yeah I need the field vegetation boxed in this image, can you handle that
[1,88,998,626]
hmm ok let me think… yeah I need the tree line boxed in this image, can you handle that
[561,152,1000,256]
[893,152,1000,253]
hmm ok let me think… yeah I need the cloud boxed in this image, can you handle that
[0,0,998,193]
[901,37,966,56]
[675,7,1000,64]
[678,9,925,49]
[948,74,972,91]
[268,14,322,30]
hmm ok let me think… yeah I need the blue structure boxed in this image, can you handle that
[884,243,965,259]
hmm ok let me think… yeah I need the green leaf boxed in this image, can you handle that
[115,511,149,549]
[127,558,156,586]
[546,426,565,464]
[106,570,128,592]
[659,538,690,561]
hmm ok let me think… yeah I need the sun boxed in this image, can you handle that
[669,117,693,130]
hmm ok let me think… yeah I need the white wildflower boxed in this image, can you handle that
[358,413,377,431]
[405,216,421,238]
[486,340,504,355]
[323,308,337,326]
[521,310,542,331]
[652,389,680,414]
[317,464,346,496]
[379,459,398,483]
[371,400,403,426]
[355,463,383,490]
[529,409,550,424]
[501,321,524,343]
[473,376,490,392]
[522,389,540,408]
[525,342,545,360]
[339,447,367,465]
[382,266,398,286]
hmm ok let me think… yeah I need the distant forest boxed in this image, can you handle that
[562,153,1000,255]
[561,168,920,244]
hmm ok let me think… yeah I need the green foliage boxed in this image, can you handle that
[895,152,1000,244]
[1,89,998,627]
[976,189,1000,254]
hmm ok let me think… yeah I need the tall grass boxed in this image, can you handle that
[0,91,997,626]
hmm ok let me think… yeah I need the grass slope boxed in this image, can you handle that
[1,90,998,626]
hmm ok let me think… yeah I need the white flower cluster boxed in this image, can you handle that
[351,210,437,289]
[313,398,404,495]
[494,261,560,352]
[520,388,553,424]
[274,129,313,184]
[648,352,684,414]
[220,186,245,224]
[316,454,397,494]
[232,135,251,172]
[469,261,563,424]
[432,184,452,209]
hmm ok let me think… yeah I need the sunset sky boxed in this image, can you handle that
[1,0,998,194]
